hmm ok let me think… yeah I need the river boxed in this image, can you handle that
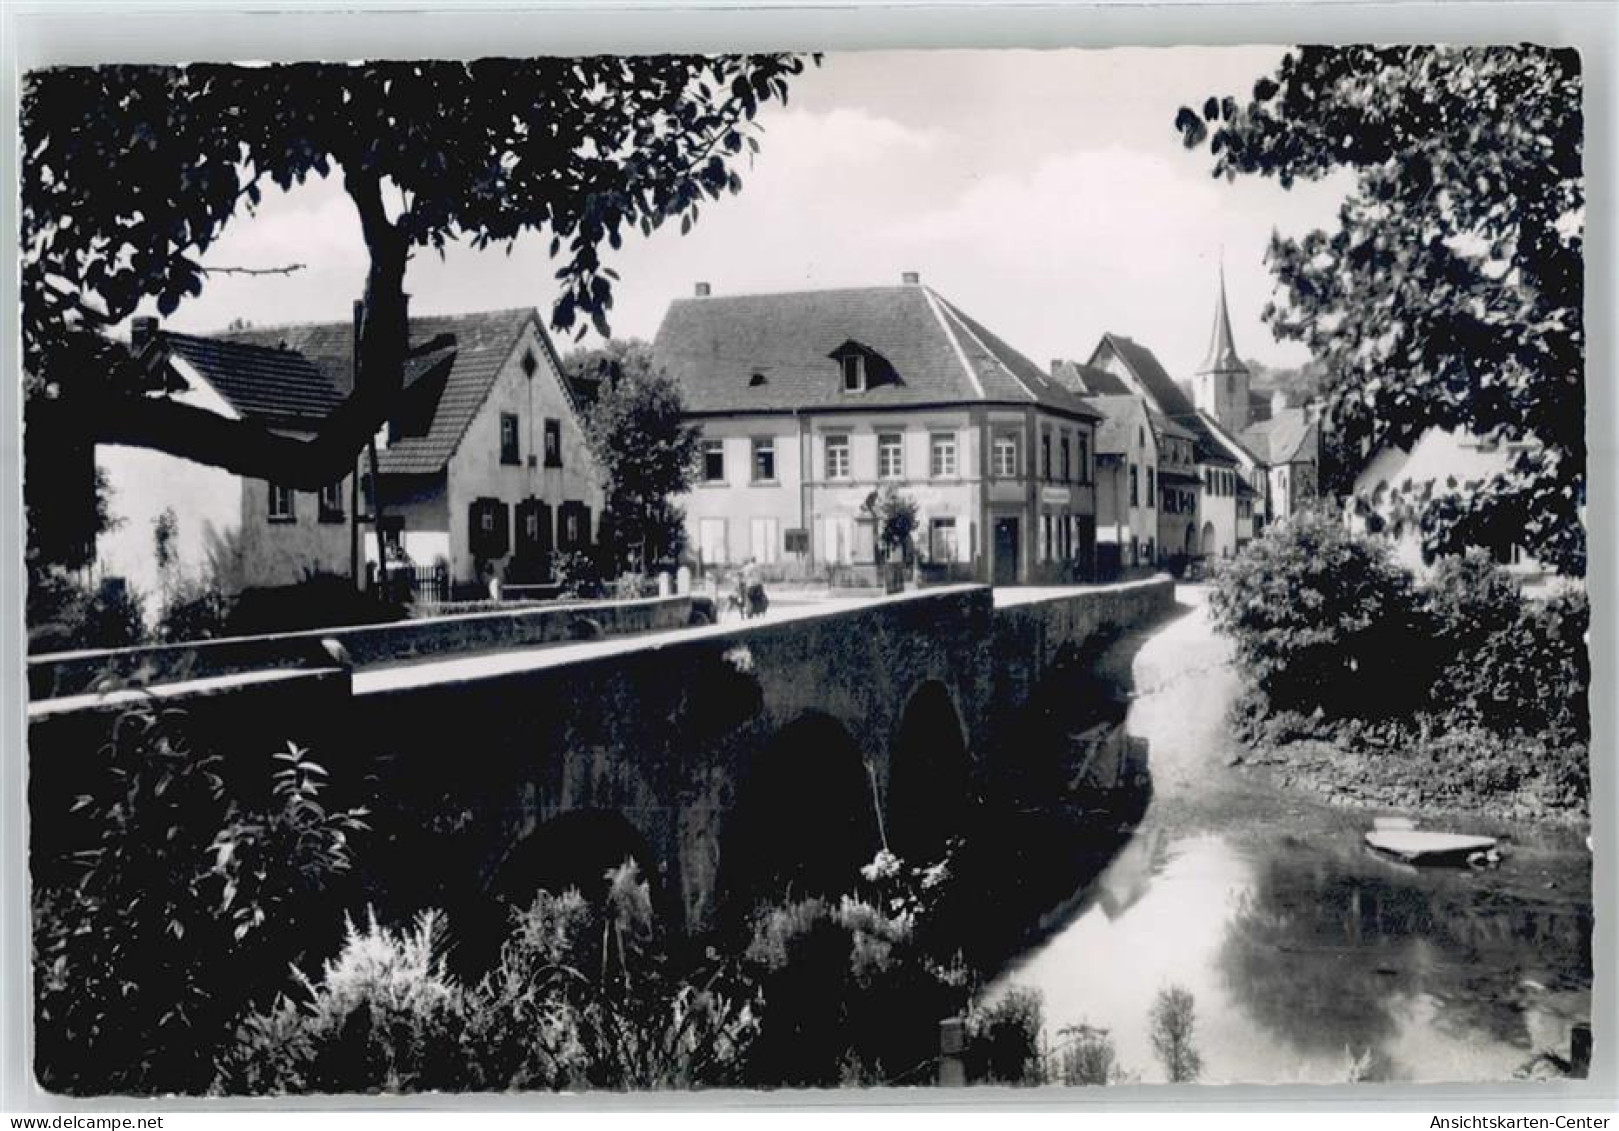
[987,586,1594,1085]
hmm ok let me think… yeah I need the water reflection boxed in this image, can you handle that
[992,830,1592,1084]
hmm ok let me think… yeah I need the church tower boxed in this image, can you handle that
[1193,265,1251,432]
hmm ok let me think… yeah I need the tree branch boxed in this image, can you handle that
[198,263,307,277]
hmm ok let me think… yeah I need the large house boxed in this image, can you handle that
[653,276,1102,585]
[1086,394,1159,572]
[225,307,601,589]
[96,307,601,608]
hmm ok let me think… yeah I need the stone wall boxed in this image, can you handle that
[28,579,1174,937]
[28,594,700,701]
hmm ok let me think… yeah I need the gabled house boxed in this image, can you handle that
[1347,429,1541,575]
[1082,332,1243,560]
[653,275,1103,585]
[95,321,360,613]
[1082,395,1159,573]
[226,308,601,590]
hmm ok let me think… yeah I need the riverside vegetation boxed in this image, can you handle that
[33,698,1141,1094]
[1207,509,1589,821]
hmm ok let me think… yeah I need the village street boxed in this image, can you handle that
[989,586,1594,1085]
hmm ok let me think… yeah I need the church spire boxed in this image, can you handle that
[1198,261,1248,376]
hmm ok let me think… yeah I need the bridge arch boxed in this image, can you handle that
[720,710,880,914]
[887,680,973,862]
[486,807,663,910]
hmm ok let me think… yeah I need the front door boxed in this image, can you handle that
[992,516,1020,585]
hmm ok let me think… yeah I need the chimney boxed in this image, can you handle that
[1050,359,1065,377]
[901,271,921,285]
[694,282,712,298]
[130,315,159,355]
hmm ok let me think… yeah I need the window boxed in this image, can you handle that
[543,418,562,467]
[1077,433,1090,482]
[841,354,866,393]
[520,349,538,379]
[993,433,1019,478]
[318,480,345,523]
[1147,467,1156,504]
[500,413,520,465]
[702,438,726,484]
[268,483,296,522]
[1041,434,1052,481]
[1061,435,1071,482]
[564,511,580,545]
[824,434,851,480]
[750,516,780,564]
[930,517,959,563]
[1041,513,1053,562]
[752,437,777,483]
[878,433,904,480]
[931,433,958,478]
[1129,464,1139,508]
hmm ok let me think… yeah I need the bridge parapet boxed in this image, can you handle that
[27,579,1174,937]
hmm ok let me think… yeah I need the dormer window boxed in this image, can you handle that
[841,354,866,393]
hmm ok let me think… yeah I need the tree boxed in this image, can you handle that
[1148,985,1202,1083]
[862,484,920,564]
[1175,46,1584,574]
[572,340,702,574]
[21,55,811,560]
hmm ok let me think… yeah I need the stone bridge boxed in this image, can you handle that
[28,579,1173,936]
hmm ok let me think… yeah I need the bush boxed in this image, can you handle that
[966,986,1045,1084]
[742,895,965,1087]
[228,572,406,636]
[156,575,235,643]
[27,569,146,654]
[1461,587,1590,743]
[227,868,761,1094]
[33,708,366,1094]
[1210,507,1426,718]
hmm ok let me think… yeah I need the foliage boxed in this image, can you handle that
[966,986,1045,1084]
[553,549,608,599]
[155,575,235,643]
[26,568,147,654]
[1055,1023,1122,1086]
[1177,46,1585,573]
[1455,587,1589,744]
[226,868,761,1094]
[573,340,702,575]
[1148,985,1202,1083]
[863,484,921,563]
[741,895,966,1087]
[34,708,366,1094]
[1208,507,1425,717]
[22,55,812,509]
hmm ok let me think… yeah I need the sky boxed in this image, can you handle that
[166,47,1354,380]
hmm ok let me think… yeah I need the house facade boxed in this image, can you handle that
[1347,429,1541,575]
[226,308,602,590]
[96,321,357,613]
[1085,394,1159,572]
[654,277,1102,585]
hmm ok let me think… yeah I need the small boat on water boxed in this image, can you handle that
[1365,827,1500,864]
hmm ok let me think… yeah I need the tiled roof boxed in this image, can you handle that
[1051,359,1133,397]
[1085,394,1147,456]
[1198,410,1264,466]
[1090,333,1236,465]
[653,285,1099,421]
[224,308,547,475]
[1241,407,1318,465]
[160,332,342,427]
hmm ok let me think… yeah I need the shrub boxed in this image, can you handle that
[1457,587,1590,744]
[27,569,146,654]
[228,572,406,636]
[966,985,1045,1084]
[1209,507,1426,718]
[156,575,235,643]
[33,708,366,1094]
[553,550,607,599]
[219,910,474,1095]
[1056,1023,1122,1086]
[742,895,964,1087]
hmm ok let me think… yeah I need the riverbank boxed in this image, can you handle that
[1234,729,1592,828]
